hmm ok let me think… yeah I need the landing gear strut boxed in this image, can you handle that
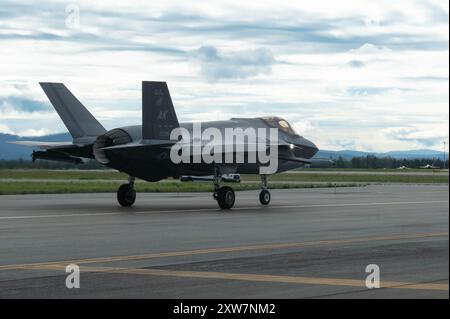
[117,176,136,207]
[213,166,235,209]
[259,174,271,205]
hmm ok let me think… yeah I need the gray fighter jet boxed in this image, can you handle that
[11,82,318,209]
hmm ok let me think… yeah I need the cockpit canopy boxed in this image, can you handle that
[260,117,299,137]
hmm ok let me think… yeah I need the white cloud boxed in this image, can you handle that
[349,43,392,55]
[190,46,275,80]
[0,0,448,151]
[0,124,14,135]
[17,128,53,137]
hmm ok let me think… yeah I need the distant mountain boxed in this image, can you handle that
[0,132,448,161]
[384,149,447,159]
[316,150,370,159]
[0,132,71,160]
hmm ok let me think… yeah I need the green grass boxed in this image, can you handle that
[242,173,449,184]
[0,168,447,195]
[295,168,448,173]
[0,181,364,195]
[0,169,126,180]
[0,169,447,183]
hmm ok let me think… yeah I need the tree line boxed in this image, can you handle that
[333,155,448,169]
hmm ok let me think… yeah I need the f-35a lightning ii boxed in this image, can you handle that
[11,82,319,209]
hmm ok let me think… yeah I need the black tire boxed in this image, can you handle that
[117,184,136,207]
[217,186,235,209]
[259,189,271,205]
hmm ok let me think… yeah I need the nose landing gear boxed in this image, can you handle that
[259,174,271,205]
[117,176,136,207]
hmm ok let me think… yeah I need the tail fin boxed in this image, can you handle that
[142,81,179,141]
[40,82,106,143]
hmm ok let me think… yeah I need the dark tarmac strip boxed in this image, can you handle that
[0,184,448,298]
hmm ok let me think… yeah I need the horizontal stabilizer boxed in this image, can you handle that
[8,140,75,149]
[8,140,94,159]
[32,150,83,164]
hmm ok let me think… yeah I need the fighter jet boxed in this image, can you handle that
[10,82,318,209]
[420,164,440,169]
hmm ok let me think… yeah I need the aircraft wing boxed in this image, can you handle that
[100,140,178,151]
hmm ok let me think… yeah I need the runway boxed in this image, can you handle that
[0,184,448,298]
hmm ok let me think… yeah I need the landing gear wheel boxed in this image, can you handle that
[259,189,271,205]
[217,186,235,209]
[117,184,136,207]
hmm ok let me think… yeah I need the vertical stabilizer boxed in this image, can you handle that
[142,81,179,141]
[40,82,106,143]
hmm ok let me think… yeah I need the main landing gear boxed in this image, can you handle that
[117,176,136,207]
[212,168,271,209]
[213,167,235,209]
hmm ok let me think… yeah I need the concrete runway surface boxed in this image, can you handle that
[0,184,448,298]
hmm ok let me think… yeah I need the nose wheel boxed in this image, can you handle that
[259,189,271,205]
[117,176,136,207]
[259,174,271,205]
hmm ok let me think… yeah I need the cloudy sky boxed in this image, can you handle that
[0,0,448,151]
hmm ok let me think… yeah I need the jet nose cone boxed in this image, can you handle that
[303,137,318,151]
[292,137,318,158]
[303,138,319,157]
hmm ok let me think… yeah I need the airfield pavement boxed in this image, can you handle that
[0,184,448,298]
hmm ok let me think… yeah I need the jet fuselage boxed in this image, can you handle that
[98,118,318,182]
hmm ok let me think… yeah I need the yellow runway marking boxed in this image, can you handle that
[1,232,447,292]
[0,232,447,271]
[19,264,450,291]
